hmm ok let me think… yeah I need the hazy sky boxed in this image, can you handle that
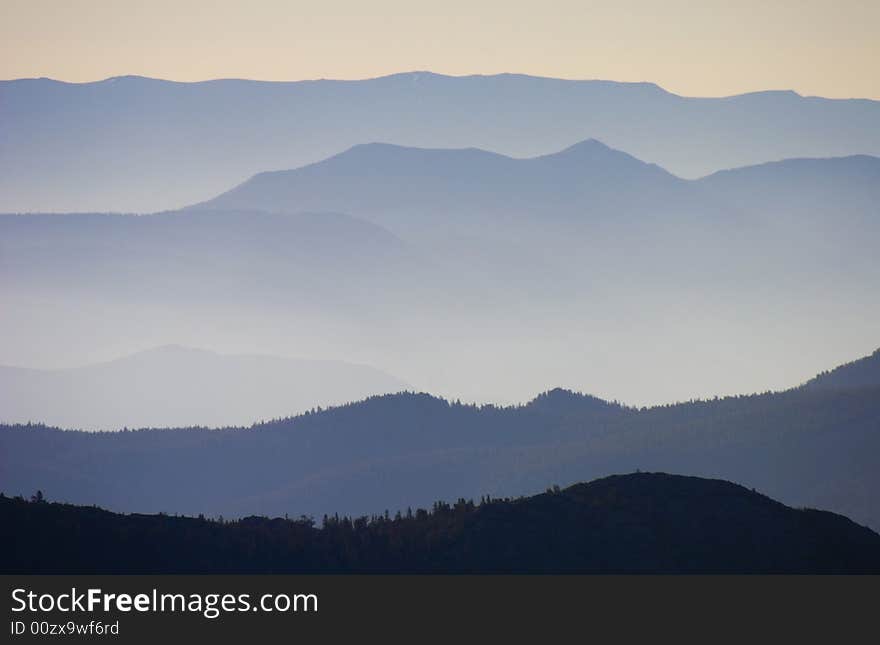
[2,0,878,98]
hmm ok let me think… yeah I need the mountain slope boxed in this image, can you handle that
[3,72,880,212]
[0,345,410,430]
[696,154,880,223]
[802,348,880,390]
[3,473,878,573]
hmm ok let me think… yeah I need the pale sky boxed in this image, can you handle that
[2,0,878,99]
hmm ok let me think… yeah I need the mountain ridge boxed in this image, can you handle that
[3,348,879,527]
[208,137,880,191]
[192,139,880,256]
[8,71,879,102]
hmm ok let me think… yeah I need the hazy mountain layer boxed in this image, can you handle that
[3,140,878,404]
[0,209,411,305]
[196,139,693,239]
[2,350,878,529]
[0,345,408,430]
[3,72,879,212]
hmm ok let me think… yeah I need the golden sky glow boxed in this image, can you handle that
[2,0,878,98]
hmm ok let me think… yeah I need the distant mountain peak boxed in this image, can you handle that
[555,138,611,153]
[727,88,802,100]
[533,386,583,400]
[336,141,506,160]
[531,137,677,180]
[525,388,622,417]
[312,138,648,168]
[377,70,445,83]
[540,138,627,162]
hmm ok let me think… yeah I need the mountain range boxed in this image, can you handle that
[3,138,878,404]
[2,347,878,529]
[195,139,692,239]
[195,139,880,262]
[3,80,879,572]
[3,72,880,213]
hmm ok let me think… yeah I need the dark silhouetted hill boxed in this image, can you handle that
[2,473,877,573]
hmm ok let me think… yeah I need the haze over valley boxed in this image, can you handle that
[0,345,408,430]
[2,134,878,407]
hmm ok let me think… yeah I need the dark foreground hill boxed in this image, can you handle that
[3,473,878,574]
